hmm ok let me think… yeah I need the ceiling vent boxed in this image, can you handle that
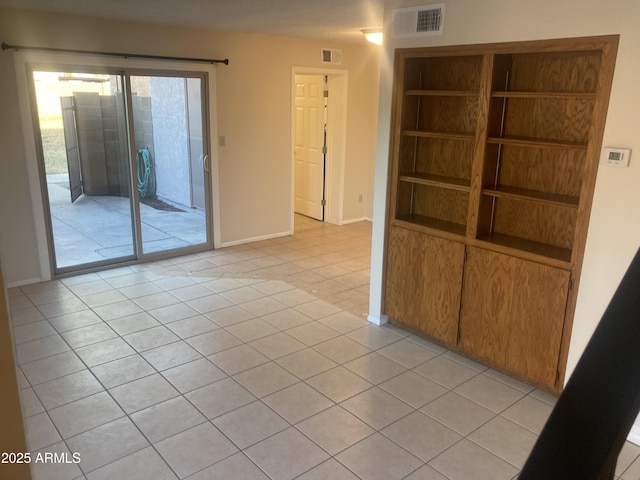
[393,4,445,38]
[321,48,342,65]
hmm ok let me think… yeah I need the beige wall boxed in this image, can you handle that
[0,7,380,284]
[0,40,41,286]
[369,0,640,383]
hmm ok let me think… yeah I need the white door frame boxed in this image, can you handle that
[291,67,348,231]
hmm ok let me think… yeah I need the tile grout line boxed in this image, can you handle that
[9,218,582,479]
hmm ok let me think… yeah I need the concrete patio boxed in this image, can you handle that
[47,174,207,268]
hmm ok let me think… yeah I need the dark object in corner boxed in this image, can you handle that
[519,248,640,480]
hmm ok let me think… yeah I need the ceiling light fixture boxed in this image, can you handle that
[362,29,383,45]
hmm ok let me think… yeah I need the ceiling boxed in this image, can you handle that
[0,0,394,44]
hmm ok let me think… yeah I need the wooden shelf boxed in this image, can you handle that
[487,136,588,150]
[403,130,475,141]
[406,89,479,97]
[476,232,572,264]
[483,186,579,208]
[394,215,467,237]
[400,173,471,192]
[492,91,597,99]
[385,38,618,391]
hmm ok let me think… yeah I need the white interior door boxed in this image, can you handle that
[294,74,326,220]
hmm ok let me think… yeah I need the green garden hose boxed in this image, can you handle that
[136,148,156,199]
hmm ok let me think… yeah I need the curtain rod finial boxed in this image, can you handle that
[1,42,18,52]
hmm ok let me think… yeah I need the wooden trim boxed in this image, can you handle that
[470,235,572,267]
[393,217,467,239]
[467,53,494,239]
[555,35,619,389]
[396,34,620,59]
[381,50,409,315]
[482,186,579,208]
[398,174,471,192]
[406,89,478,97]
[492,91,597,99]
[487,136,588,150]
[403,130,475,141]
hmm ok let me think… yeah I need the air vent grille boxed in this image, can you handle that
[393,4,445,38]
[321,48,342,65]
[417,8,442,33]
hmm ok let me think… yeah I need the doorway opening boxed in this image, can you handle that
[30,67,213,275]
[291,68,347,231]
[294,74,327,221]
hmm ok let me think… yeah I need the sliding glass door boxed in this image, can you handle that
[129,75,209,254]
[34,71,136,270]
[31,67,211,275]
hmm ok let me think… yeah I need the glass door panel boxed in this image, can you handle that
[129,75,209,254]
[32,71,135,271]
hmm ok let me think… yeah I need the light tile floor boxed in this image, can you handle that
[8,215,640,479]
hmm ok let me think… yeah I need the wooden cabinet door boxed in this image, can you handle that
[384,226,465,345]
[459,247,570,388]
[457,247,515,367]
[507,258,570,388]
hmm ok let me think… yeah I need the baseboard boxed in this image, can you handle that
[219,231,292,248]
[367,313,388,326]
[8,277,43,289]
[341,217,372,225]
[628,423,640,446]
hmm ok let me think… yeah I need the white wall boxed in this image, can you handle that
[0,41,41,286]
[369,0,640,384]
[0,7,380,285]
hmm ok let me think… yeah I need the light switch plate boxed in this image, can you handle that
[600,147,631,167]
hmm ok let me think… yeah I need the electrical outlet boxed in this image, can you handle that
[219,135,226,147]
[358,194,363,203]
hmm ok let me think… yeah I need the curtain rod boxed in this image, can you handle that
[1,42,229,65]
